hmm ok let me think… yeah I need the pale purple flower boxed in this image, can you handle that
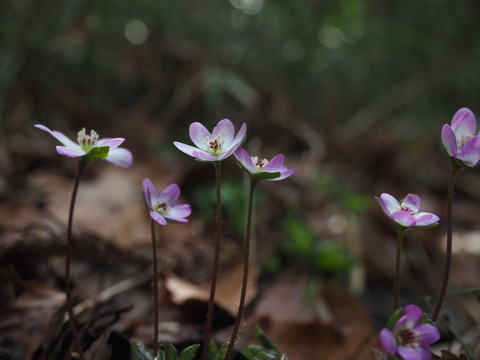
[142,179,191,225]
[380,305,440,360]
[35,124,133,167]
[441,107,480,167]
[173,119,247,161]
[377,193,439,228]
[234,147,296,182]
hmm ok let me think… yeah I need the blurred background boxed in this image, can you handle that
[1,0,480,359]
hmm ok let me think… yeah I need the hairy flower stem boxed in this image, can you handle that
[393,226,407,311]
[150,220,160,357]
[433,166,460,322]
[201,161,223,360]
[225,180,257,360]
[66,162,86,360]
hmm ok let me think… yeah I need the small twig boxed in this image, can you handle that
[69,269,152,319]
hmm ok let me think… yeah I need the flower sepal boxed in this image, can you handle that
[252,171,282,183]
[386,306,405,330]
[79,146,110,165]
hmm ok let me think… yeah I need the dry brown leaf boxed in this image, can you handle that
[164,264,257,315]
[253,275,376,360]
[0,281,65,360]
[370,347,388,360]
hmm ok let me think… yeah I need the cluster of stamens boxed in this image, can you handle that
[459,133,474,149]
[204,135,225,154]
[396,328,419,348]
[155,201,169,214]
[77,128,99,152]
[251,156,269,172]
[400,204,416,215]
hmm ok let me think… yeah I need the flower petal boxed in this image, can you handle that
[397,346,431,360]
[142,178,158,209]
[165,204,191,223]
[403,194,421,212]
[174,142,205,158]
[262,154,284,172]
[56,145,85,157]
[223,122,247,153]
[414,212,439,226]
[192,150,219,161]
[458,135,480,167]
[379,193,400,217]
[35,124,79,149]
[451,107,476,136]
[150,210,167,225]
[212,119,235,144]
[105,147,133,167]
[416,324,441,347]
[271,167,297,181]
[97,137,125,148]
[158,184,181,206]
[189,122,211,150]
[379,328,397,355]
[441,125,458,157]
[392,211,417,227]
[234,148,257,174]
[400,304,423,327]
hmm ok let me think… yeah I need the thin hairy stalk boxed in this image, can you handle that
[393,227,406,311]
[433,166,459,321]
[66,162,86,360]
[151,220,160,357]
[201,161,223,360]
[225,181,256,360]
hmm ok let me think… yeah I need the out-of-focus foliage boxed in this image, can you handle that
[2,0,479,134]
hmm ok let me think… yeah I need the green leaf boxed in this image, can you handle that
[178,344,200,360]
[208,340,218,360]
[242,344,264,358]
[130,341,154,360]
[253,325,279,355]
[212,346,227,360]
[154,351,166,360]
[165,342,178,360]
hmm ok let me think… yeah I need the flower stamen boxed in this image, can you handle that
[204,135,225,155]
[77,128,99,152]
[155,201,170,214]
[251,156,269,172]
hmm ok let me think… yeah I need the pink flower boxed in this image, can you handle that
[377,193,439,228]
[234,147,296,182]
[142,179,191,225]
[173,119,247,161]
[380,305,440,360]
[35,124,133,167]
[441,107,480,167]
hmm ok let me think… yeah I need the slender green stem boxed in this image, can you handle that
[225,180,256,360]
[201,161,223,360]
[151,220,160,357]
[393,226,406,311]
[66,162,86,360]
[433,166,459,322]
